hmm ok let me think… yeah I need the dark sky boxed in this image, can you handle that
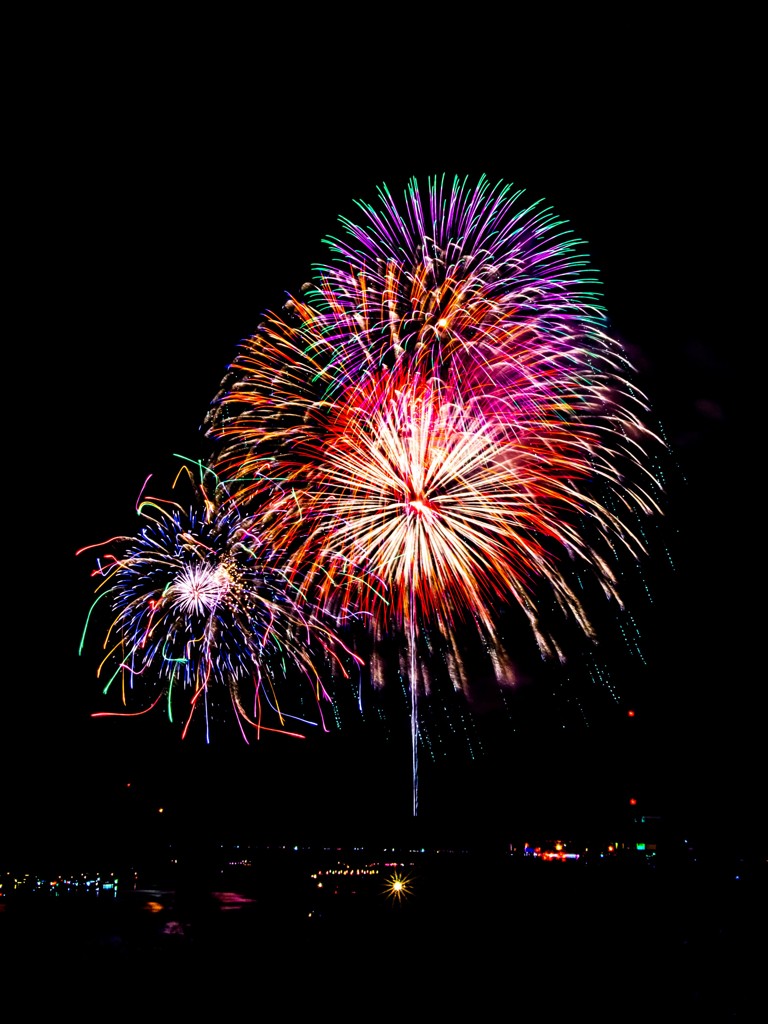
[11,36,755,867]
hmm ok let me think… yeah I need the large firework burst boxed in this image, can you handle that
[204,173,667,808]
[207,174,664,652]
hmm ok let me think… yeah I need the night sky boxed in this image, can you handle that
[10,36,755,870]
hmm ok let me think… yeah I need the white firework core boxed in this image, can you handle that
[169,563,232,615]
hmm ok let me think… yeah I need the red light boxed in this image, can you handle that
[627,709,635,718]
[629,797,638,806]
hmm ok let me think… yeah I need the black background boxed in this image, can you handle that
[8,21,756,869]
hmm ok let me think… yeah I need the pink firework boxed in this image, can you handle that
[206,174,666,810]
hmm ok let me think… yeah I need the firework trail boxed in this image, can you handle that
[206,173,666,812]
[77,460,362,743]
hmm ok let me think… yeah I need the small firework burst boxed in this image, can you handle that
[78,460,362,742]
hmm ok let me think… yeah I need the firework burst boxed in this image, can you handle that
[77,461,362,742]
[205,173,667,809]
[207,174,664,657]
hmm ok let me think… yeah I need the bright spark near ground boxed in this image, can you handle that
[383,871,413,902]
